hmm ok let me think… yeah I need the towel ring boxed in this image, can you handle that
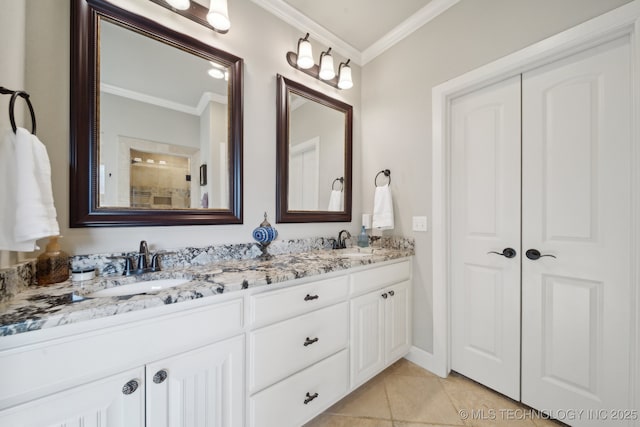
[332,177,344,191]
[375,169,391,187]
[8,90,37,135]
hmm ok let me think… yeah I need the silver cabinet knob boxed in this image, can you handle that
[153,369,168,384]
[122,379,139,395]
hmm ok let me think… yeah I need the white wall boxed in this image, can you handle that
[0,0,27,267]
[21,0,361,255]
[361,0,632,353]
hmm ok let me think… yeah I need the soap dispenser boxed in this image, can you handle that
[357,226,369,248]
[36,236,69,286]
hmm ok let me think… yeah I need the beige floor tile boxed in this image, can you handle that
[383,358,440,379]
[439,374,536,427]
[304,414,393,427]
[394,422,463,427]
[384,375,465,426]
[531,415,567,427]
[324,375,392,419]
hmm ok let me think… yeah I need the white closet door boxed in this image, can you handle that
[450,75,522,400]
[521,36,632,423]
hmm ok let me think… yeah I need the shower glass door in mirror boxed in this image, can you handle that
[98,19,229,210]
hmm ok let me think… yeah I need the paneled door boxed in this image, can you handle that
[450,36,633,424]
[450,75,522,400]
[521,37,632,421]
[146,335,244,427]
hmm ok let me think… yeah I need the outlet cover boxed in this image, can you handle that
[412,216,428,232]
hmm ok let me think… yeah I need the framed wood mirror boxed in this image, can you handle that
[276,75,353,223]
[70,0,243,227]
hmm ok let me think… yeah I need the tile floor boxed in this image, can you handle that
[304,359,567,427]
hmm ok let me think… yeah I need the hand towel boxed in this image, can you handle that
[327,189,343,211]
[0,127,59,251]
[372,184,394,230]
[0,130,33,251]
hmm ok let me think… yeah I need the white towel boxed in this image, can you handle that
[327,190,343,211]
[0,127,59,251]
[372,184,394,230]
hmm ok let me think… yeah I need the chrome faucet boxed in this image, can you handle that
[337,230,351,249]
[137,240,150,271]
[121,240,164,276]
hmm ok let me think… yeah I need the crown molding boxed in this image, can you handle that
[100,83,227,116]
[250,0,362,64]
[251,0,459,66]
[361,0,460,65]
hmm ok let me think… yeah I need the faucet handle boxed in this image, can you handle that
[123,256,135,276]
[150,254,161,272]
[137,252,148,271]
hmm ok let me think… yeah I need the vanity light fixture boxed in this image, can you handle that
[152,0,230,34]
[165,0,189,10]
[207,0,231,32]
[296,33,314,69]
[318,48,335,80]
[338,60,353,89]
[286,33,353,90]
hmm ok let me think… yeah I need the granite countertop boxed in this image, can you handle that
[0,247,413,337]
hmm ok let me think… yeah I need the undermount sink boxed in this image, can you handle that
[336,248,375,258]
[85,278,191,298]
[340,252,372,257]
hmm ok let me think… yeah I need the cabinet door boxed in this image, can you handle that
[146,335,244,427]
[350,290,386,388]
[0,367,144,427]
[385,281,411,362]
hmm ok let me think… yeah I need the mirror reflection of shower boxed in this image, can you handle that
[129,149,191,208]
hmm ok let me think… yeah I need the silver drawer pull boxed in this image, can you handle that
[304,337,319,347]
[304,392,319,404]
[304,294,319,301]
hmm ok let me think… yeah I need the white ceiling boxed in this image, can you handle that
[282,0,434,52]
[251,0,460,65]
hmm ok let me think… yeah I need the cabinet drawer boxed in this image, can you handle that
[350,260,410,296]
[249,302,348,393]
[249,349,349,427]
[250,275,348,327]
[0,298,243,410]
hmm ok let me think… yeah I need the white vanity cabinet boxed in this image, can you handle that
[350,263,412,388]
[0,298,245,427]
[0,257,413,427]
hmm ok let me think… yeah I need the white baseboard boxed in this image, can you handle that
[405,346,448,378]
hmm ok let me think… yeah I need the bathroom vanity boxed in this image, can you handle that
[0,246,412,427]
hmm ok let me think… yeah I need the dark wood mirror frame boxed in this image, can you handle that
[276,75,353,223]
[70,0,243,227]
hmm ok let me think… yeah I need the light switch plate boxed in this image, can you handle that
[412,216,428,232]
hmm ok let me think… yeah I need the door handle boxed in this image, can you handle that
[487,247,517,258]
[525,249,556,260]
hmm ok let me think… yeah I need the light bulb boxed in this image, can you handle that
[207,0,230,31]
[208,68,225,79]
[319,50,335,80]
[297,38,314,69]
[165,0,190,10]
[338,62,353,89]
